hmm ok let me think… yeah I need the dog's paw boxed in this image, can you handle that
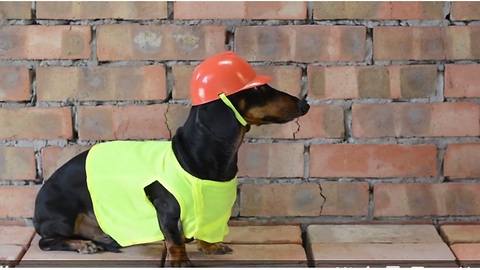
[197,241,233,255]
[76,240,99,254]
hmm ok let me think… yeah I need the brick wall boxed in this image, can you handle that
[0,1,479,224]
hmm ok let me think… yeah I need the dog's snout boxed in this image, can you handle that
[298,100,310,115]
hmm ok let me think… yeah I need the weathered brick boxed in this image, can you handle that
[0,147,35,181]
[22,235,165,267]
[309,243,456,267]
[240,183,324,216]
[0,107,73,140]
[77,105,169,141]
[246,121,299,139]
[97,24,226,61]
[37,1,167,20]
[313,2,445,20]
[174,1,306,19]
[37,66,166,102]
[374,183,480,217]
[0,186,39,218]
[307,65,437,100]
[185,243,307,267]
[444,143,480,179]
[0,67,30,101]
[374,26,480,61]
[235,25,366,62]
[225,225,302,244]
[0,245,25,266]
[0,1,31,19]
[237,143,304,178]
[310,144,437,178]
[0,26,91,60]
[165,104,190,136]
[307,224,443,244]
[172,65,197,100]
[451,2,480,20]
[41,146,92,180]
[440,224,480,244]
[320,182,369,216]
[352,102,480,138]
[445,64,480,98]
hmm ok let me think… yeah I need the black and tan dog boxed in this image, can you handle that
[33,51,309,266]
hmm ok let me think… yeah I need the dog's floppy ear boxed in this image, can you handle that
[195,100,247,140]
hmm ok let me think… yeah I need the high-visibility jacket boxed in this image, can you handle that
[85,141,237,247]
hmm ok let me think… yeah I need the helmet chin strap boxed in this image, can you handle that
[218,93,248,126]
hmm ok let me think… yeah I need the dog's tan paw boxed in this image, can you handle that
[74,240,99,254]
[197,240,233,255]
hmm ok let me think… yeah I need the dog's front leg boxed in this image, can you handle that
[145,182,192,267]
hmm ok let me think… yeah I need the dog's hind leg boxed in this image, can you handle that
[36,212,121,253]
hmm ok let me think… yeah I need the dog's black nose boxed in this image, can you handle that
[298,100,310,115]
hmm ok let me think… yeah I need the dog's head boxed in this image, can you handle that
[228,84,310,126]
[190,51,309,128]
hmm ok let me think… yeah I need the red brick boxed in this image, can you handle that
[320,182,369,216]
[374,183,480,217]
[77,105,169,141]
[174,1,306,19]
[37,66,166,102]
[0,107,73,140]
[313,2,445,20]
[237,143,304,177]
[450,244,480,267]
[0,2,31,19]
[440,224,480,244]
[0,26,91,60]
[445,64,480,98]
[0,67,30,101]
[444,143,480,179]
[308,65,437,100]
[352,102,480,138]
[0,225,36,249]
[374,26,480,61]
[240,183,324,217]
[97,25,226,61]
[235,25,366,62]
[310,144,437,178]
[225,225,302,244]
[41,146,92,180]
[0,186,39,218]
[451,2,480,20]
[0,147,35,181]
[37,1,167,19]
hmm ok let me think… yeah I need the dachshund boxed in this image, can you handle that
[33,52,310,267]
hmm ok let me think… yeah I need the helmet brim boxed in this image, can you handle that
[240,74,273,91]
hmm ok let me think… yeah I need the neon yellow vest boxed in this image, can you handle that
[85,141,237,247]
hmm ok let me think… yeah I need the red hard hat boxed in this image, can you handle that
[190,51,272,105]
